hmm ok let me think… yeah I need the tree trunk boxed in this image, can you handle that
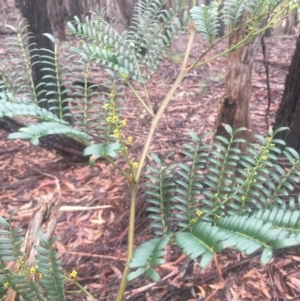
[215,15,261,150]
[116,0,136,27]
[48,0,68,40]
[284,9,297,35]
[18,0,56,106]
[0,0,6,28]
[69,0,83,22]
[273,35,300,151]
[106,0,116,21]
[18,0,73,123]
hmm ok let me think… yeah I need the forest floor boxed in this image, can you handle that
[1,5,300,301]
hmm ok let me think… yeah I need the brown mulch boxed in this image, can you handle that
[1,5,300,301]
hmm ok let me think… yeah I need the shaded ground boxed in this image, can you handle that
[1,5,300,301]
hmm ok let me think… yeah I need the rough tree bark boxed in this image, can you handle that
[48,0,68,40]
[116,0,136,27]
[215,15,261,150]
[18,0,56,106]
[273,35,300,152]
[284,9,298,35]
[68,0,84,22]
[0,0,6,28]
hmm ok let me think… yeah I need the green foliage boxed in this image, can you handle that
[190,0,285,44]
[2,21,39,104]
[145,153,175,235]
[0,211,23,262]
[128,125,300,282]
[0,97,67,123]
[127,233,171,282]
[68,2,188,84]
[84,142,121,159]
[223,0,248,27]
[190,1,221,43]
[0,213,66,300]
[126,0,188,79]
[8,122,91,146]
[35,233,65,301]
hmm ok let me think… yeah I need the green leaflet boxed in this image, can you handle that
[128,233,172,282]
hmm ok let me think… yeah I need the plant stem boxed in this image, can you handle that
[115,184,137,301]
[127,81,154,117]
[136,29,196,182]
[105,156,132,181]
[65,277,97,301]
[115,25,196,301]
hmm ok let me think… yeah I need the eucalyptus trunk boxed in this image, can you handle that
[215,15,261,150]
[273,34,300,152]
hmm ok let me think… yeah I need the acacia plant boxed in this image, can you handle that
[0,0,299,300]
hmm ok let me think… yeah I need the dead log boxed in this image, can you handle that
[0,116,89,162]
[4,178,62,301]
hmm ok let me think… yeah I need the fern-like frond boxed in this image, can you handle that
[1,21,127,148]
[133,5,188,76]
[176,213,300,269]
[69,56,102,135]
[68,15,144,83]
[1,23,75,126]
[245,0,268,17]
[4,21,40,105]
[40,34,72,123]
[202,126,246,219]
[69,11,120,46]
[8,122,91,146]
[0,215,72,300]
[70,64,124,140]
[190,1,221,44]
[134,125,300,282]
[231,137,277,212]
[127,0,169,52]
[216,214,300,265]
[128,0,188,77]
[0,213,45,300]
[35,232,66,301]
[174,132,211,226]
[68,2,187,84]
[252,206,300,234]
[145,125,300,229]
[128,233,171,282]
[0,213,23,262]
[247,0,282,18]
[145,153,175,235]
[176,222,229,268]
[223,0,248,27]
[0,69,19,101]
[232,127,300,213]
[0,99,67,123]
[3,270,45,301]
